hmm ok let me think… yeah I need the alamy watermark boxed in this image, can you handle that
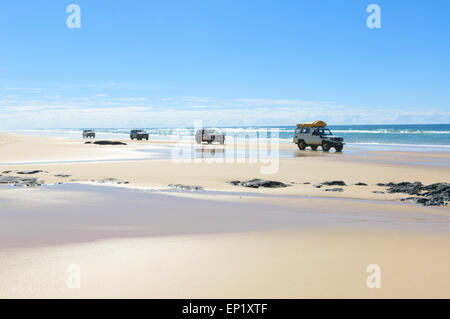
[65,4,380,30]
[171,121,280,174]
[366,264,381,288]
[366,4,381,29]
[66,4,81,29]
[66,264,81,289]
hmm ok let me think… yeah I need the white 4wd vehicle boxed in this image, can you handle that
[293,121,344,152]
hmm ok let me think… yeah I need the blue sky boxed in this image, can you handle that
[0,0,449,128]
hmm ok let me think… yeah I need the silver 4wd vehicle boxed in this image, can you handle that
[293,121,344,152]
[195,129,225,144]
[82,130,95,139]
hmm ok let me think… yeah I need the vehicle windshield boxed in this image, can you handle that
[318,128,333,136]
[205,130,218,134]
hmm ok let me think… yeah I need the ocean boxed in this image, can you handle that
[10,124,450,150]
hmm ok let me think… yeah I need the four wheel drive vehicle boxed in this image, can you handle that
[82,130,95,139]
[293,120,344,152]
[130,130,149,140]
[195,129,225,144]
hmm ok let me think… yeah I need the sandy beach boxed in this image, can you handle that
[0,132,449,298]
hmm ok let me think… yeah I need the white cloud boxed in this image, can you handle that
[0,94,448,128]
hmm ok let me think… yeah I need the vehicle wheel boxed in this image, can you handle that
[311,145,318,151]
[335,145,343,152]
[297,140,306,150]
[322,142,330,152]
[146,137,149,141]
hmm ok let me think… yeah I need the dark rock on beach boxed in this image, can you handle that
[324,188,344,192]
[55,174,71,178]
[97,178,120,183]
[0,176,43,187]
[168,184,204,191]
[386,181,423,195]
[228,179,290,189]
[372,191,385,194]
[377,181,449,206]
[2,171,12,174]
[376,182,395,187]
[401,196,446,207]
[86,141,127,145]
[355,182,368,186]
[93,178,130,185]
[17,170,44,175]
[242,179,289,188]
[421,183,450,201]
[321,180,346,186]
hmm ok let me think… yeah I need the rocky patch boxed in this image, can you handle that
[400,197,445,207]
[0,175,43,187]
[96,178,129,185]
[17,170,44,175]
[227,179,290,189]
[321,180,346,186]
[85,141,127,145]
[378,182,449,206]
[168,184,203,191]
[386,181,423,195]
[324,188,344,192]
[355,182,368,186]
[377,182,392,187]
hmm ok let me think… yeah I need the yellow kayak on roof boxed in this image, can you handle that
[296,120,327,128]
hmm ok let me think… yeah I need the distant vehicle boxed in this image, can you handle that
[82,130,95,139]
[293,121,344,152]
[195,129,225,145]
[130,129,149,140]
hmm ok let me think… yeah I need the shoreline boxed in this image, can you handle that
[3,129,450,153]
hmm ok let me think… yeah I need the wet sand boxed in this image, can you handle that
[1,183,448,249]
[1,230,450,299]
[0,184,449,298]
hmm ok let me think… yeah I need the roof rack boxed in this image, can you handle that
[296,120,327,128]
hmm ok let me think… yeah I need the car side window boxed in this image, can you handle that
[295,128,301,134]
[303,128,310,134]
